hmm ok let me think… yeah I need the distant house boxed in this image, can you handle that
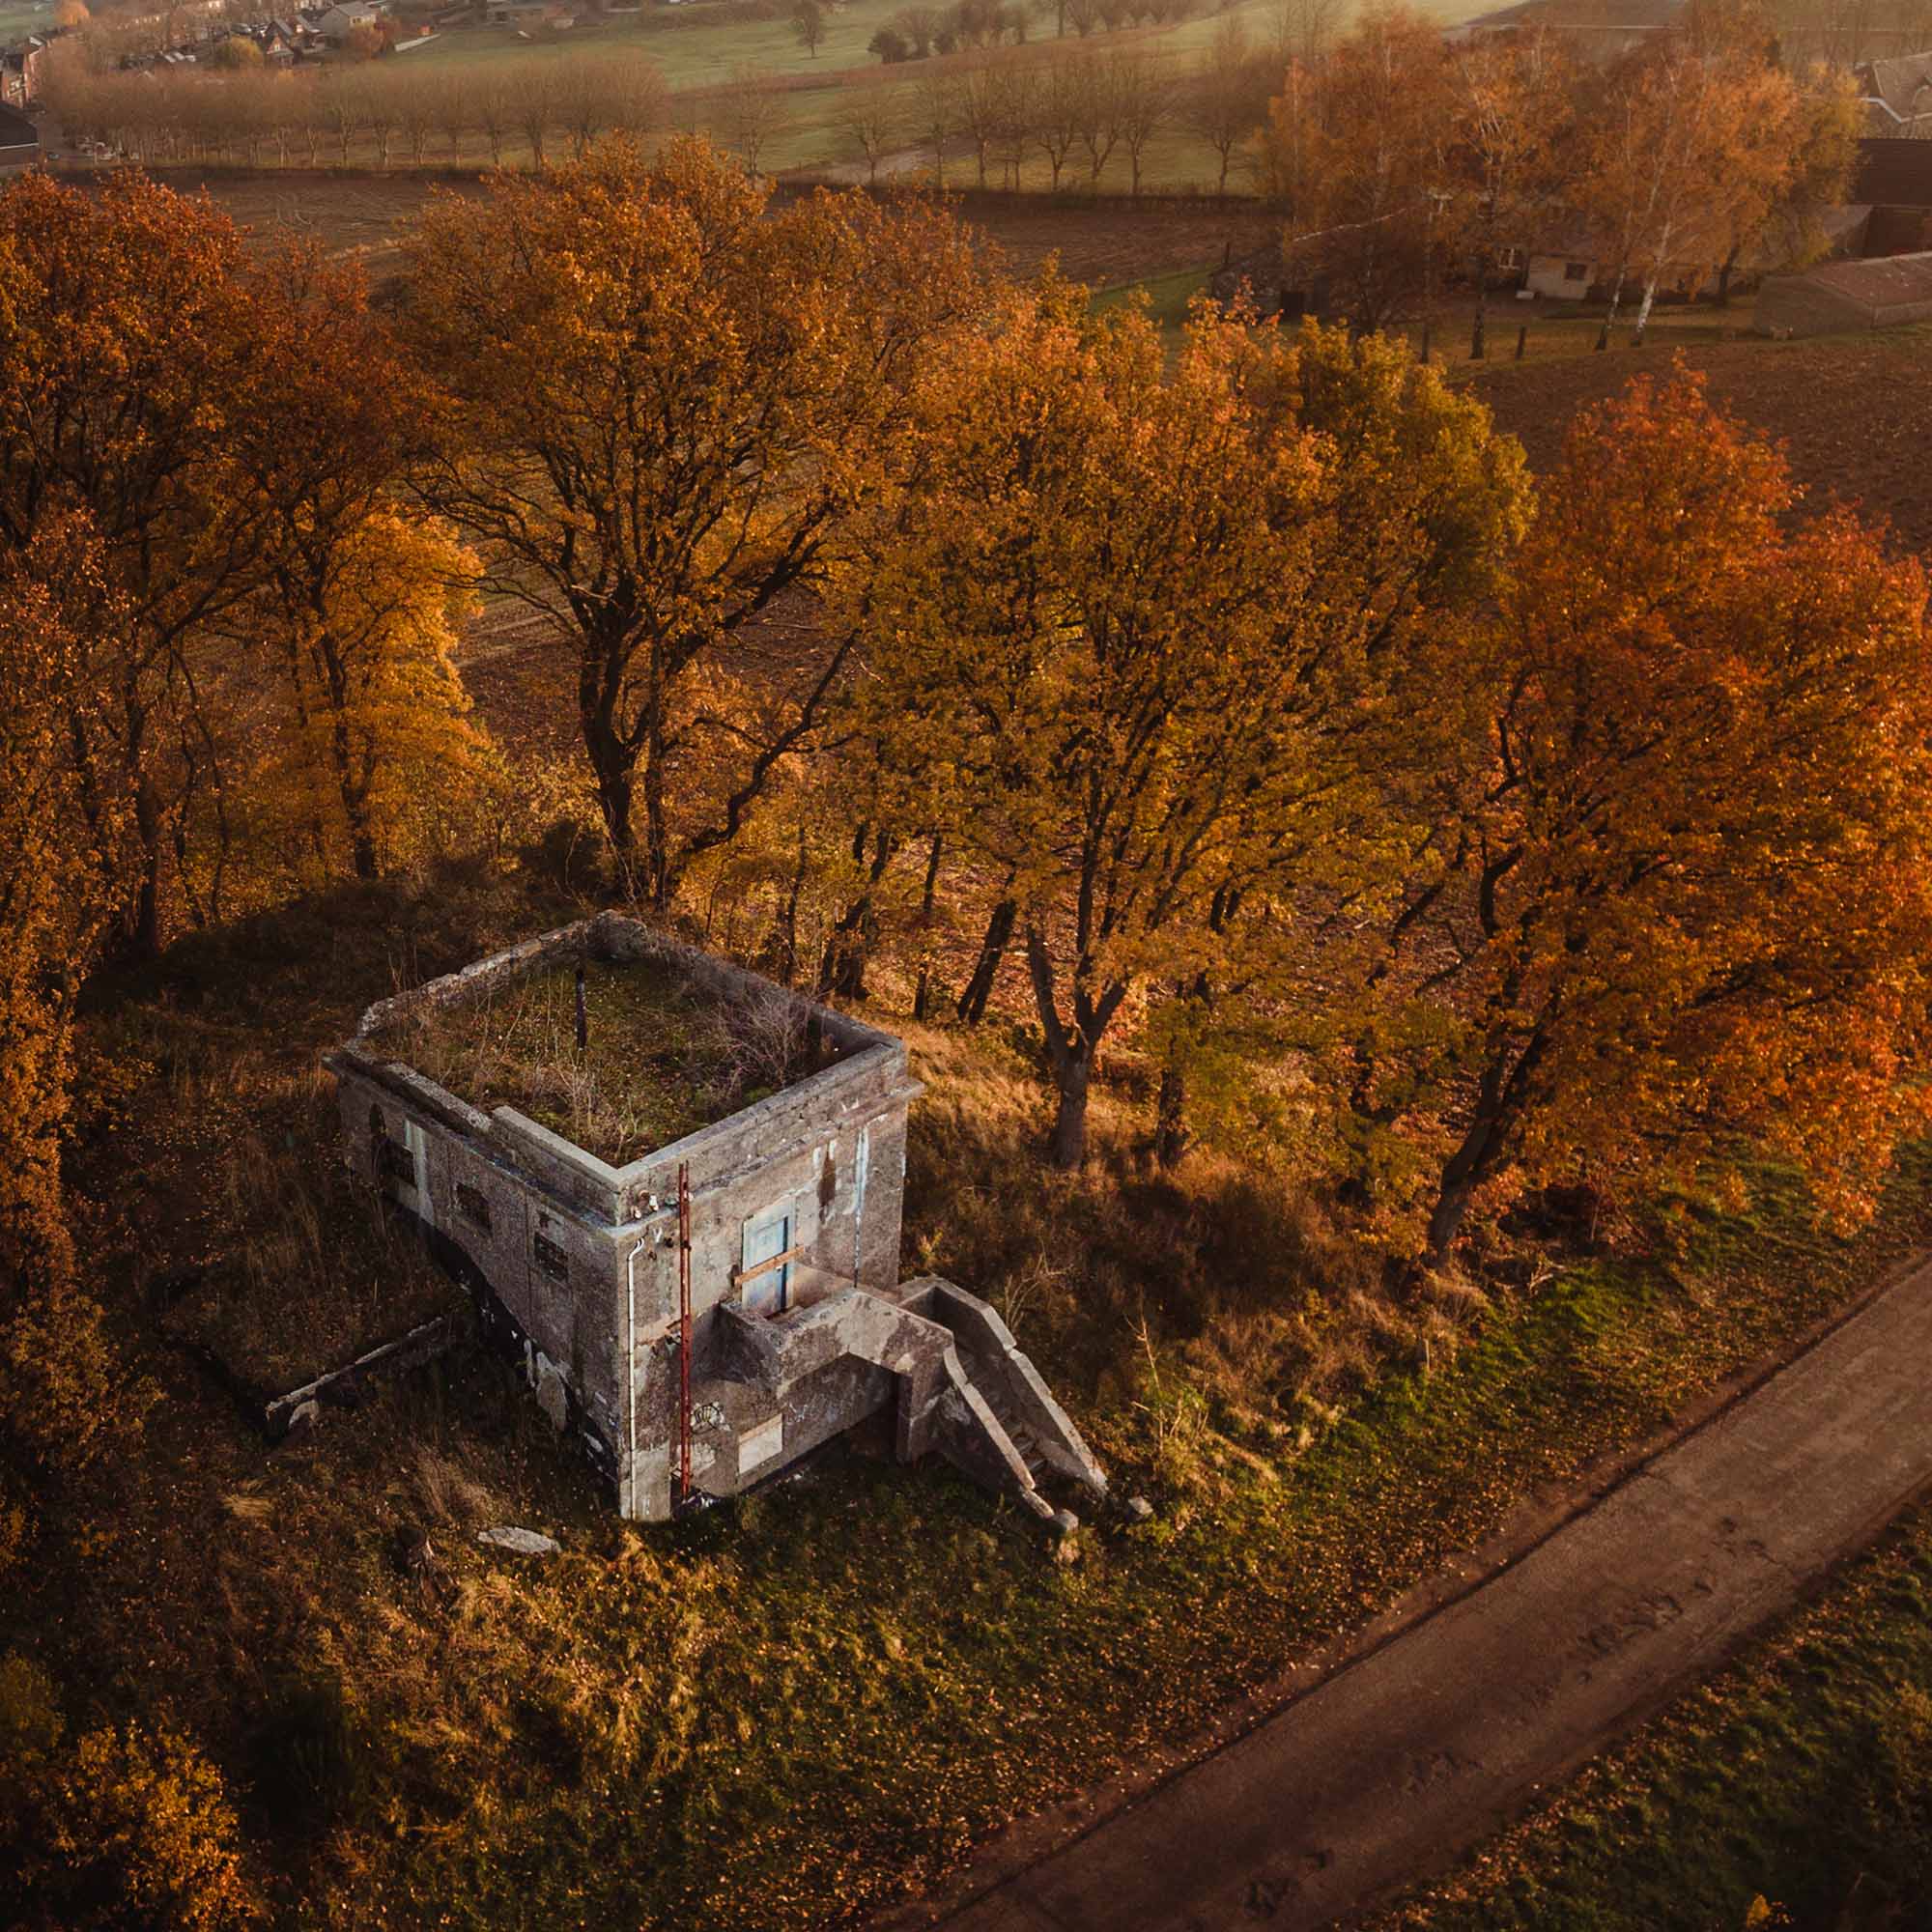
[1518,205,1870,302]
[0,99,40,172]
[318,1,384,40]
[1856,52,1932,137]
[1755,249,1932,335]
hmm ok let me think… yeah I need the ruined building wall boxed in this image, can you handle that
[326,913,921,1520]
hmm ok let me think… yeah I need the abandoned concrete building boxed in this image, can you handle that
[324,912,1104,1524]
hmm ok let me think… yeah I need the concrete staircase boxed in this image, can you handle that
[900,1276,1108,1518]
[712,1274,1106,1525]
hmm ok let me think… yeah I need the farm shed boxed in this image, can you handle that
[1755,250,1932,337]
[326,912,1105,1524]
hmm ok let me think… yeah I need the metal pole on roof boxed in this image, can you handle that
[677,1160,692,1509]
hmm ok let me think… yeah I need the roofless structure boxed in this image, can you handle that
[325,913,1104,1523]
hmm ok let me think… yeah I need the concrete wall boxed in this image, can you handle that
[326,912,921,1521]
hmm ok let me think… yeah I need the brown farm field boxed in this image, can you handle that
[106,164,1278,296]
[1468,325,1932,559]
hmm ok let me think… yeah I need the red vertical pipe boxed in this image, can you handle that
[677,1159,692,1507]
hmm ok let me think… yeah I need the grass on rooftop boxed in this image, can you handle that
[395,955,812,1164]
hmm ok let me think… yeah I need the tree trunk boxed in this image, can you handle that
[1595,261,1629,352]
[819,823,893,1001]
[1424,1029,1544,1264]
[1153,1062,1188,1168]
[911,830,943,1023]
[1023,923,1119,1172]
[774,824,807,985]
[1716,242,1740,307]
[1631,268,1660,347]
[128,776,165,961]
[955,895,1016,1025]
[1425,1110,1500,1264]
[1049,1053,1091,1170]
[641,729,671,910]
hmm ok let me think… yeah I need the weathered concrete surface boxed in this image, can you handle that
[908,1260,1932,1932]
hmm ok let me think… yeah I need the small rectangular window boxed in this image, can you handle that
[456,1182,492,1232]
[533,1232,570,1285]
[377,1137,415,1184]
[1564,261,1589,283]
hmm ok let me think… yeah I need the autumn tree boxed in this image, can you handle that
[1580,36,1801,347]
[0,524,129,1471]
[0,171,282,957]
[913,67,959,183]
[1714,63,1861,303]
[1450,28,1570,358]
[793,0,827,56]
[858,292,1528,1167]
[841,94,901,183]
[1275,6,1461,331]
[953,53,1003,185]
[1113,51,1173,195]
[1,1675,257,1932]
[219,248,481,881]
[1388,372,1932,1263]
[1184,17,1272,193]
[405,139,983,908]
[1147,323,1529,1167]
[718,64,786,174]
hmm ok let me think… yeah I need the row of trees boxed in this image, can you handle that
[1268,1,1863,340]
[865,0,1203,63]
[43,47,671,168]
[833,43,1242,188]
[10,143,1929,1283]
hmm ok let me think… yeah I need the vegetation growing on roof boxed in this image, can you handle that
[397,957,815,1163]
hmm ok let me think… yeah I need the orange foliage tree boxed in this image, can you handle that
[0,524,129,1468]
[405,138,983,909]
[0,172,279,955]
[859,294,1527,1167]
[226,249,480,884]
[1580,37,1802,347]
[1272,6,1461,332]
[1381,372,1932,1262]
[1448,27,1572,358]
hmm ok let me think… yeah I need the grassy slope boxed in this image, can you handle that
[27,858,1932,1929]
[0,0,50,41]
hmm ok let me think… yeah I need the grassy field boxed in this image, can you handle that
[1373,1504,1932,1929]
[20,833,1932,1926]
[57,0,1492,186]
[0,0,52,41]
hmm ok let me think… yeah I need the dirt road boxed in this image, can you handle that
[894,1258,1932,1932]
